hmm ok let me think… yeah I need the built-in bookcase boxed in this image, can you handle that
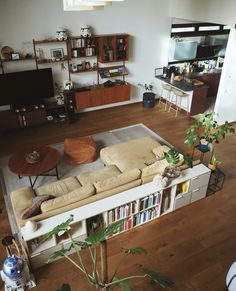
[104,191,162,236]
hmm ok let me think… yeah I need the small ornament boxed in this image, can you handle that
[56,28,68,41]
[80,25,92,37]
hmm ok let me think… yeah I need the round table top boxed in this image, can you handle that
[8,146,61,177]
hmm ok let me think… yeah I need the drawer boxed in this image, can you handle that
[189,172,211,191]
[190,185,208,203]
[174,192,191,210]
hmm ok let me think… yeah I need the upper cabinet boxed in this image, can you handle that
[98,34,129,63]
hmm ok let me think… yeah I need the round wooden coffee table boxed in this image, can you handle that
[8,146,61,188]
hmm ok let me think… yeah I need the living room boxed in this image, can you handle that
[1,1,236,291]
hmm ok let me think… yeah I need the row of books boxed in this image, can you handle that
[115,206,160,234]
[139,192,161,211]
[108,201,138,223]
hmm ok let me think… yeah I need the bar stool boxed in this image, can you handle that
[158,83,172,111]
[168,88,189,117]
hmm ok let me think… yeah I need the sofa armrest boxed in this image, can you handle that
[10,187,36,228]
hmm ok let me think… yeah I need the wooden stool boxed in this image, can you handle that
[64,136,97,164]
[168,88,189,117]
[158,83,172,111]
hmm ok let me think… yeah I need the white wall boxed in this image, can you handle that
[169,0,236,123]
[0,0,172,107]
[169,0,236,25]
[214,29,236,124]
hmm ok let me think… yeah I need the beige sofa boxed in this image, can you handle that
[10,136,190,229]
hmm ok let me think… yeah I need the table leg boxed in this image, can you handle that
[55,166,59,180]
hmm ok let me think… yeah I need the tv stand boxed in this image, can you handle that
[0,92,77,132]
[0,105,48,131]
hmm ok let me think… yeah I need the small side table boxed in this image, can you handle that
[207,167,226,196]
[192,144,214,163]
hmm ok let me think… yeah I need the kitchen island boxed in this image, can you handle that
[155,69,221,116]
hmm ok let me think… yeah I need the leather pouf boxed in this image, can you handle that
[64,136,97,164]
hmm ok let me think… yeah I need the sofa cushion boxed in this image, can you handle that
[40,184,95,213]
[77,165,121,186]
[100,136,161,172]
[141,159,170,178]
[94,168,141,193]
[152,145,171,160]
[35,177,81,197]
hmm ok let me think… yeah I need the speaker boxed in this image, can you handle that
[63,89,76,123]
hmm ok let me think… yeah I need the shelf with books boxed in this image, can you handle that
[139,192,161,212]
[107,201,138,224]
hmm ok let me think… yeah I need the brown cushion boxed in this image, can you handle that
[21,195,55,219]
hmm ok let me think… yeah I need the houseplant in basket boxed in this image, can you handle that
[184,112,235,155]
[138,83,156,108]
[42,216,174,291]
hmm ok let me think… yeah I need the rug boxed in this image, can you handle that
[0,123,172,234]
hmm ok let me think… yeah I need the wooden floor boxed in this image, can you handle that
[1,102,236,291]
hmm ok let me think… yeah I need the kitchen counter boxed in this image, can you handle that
[155,75,209,116]
[155,75,209,92]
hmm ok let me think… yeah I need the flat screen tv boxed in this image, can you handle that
[0,68,54,106]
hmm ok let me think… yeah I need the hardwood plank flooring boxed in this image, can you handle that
[0,102,236,291]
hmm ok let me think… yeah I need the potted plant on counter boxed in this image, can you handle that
[184,112,235,156]
[138,83,156,108]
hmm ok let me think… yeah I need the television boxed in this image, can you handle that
[0,68,54,106]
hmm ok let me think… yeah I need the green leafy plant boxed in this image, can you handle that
[184,112,235,151]
[165,148,180,165]
[209,154,221,166]
[42,215,174,291]
[138,83,153,92]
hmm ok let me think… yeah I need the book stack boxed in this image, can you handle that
[108,201,138,223]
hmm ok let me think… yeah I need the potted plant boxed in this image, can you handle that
[208,154,221,171]
[138,83,155,108]
[42,216,174,291]
[184,112,235,154]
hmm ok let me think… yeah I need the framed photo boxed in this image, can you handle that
[51,48,64,60]
[11,53,20,60]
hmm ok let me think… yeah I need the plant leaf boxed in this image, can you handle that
[47,249,68,263]
[183,154,193,168]
[56,283,71,291]
[122,248,147,255]
[111,277,132,291]
[143,268,174,288]
[85,220,123,247]
[41,215,74,243]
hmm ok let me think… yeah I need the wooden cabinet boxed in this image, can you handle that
[75,83,131,109]
[98,34,129,63]
[196,73,221,97]
[0,108,47,131]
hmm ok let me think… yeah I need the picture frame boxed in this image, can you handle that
[11,53,20,60]
[51,48,64,60]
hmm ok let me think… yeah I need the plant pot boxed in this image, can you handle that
[142,92,155,108]
[197,143,209,153]
[208,163,217,171]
